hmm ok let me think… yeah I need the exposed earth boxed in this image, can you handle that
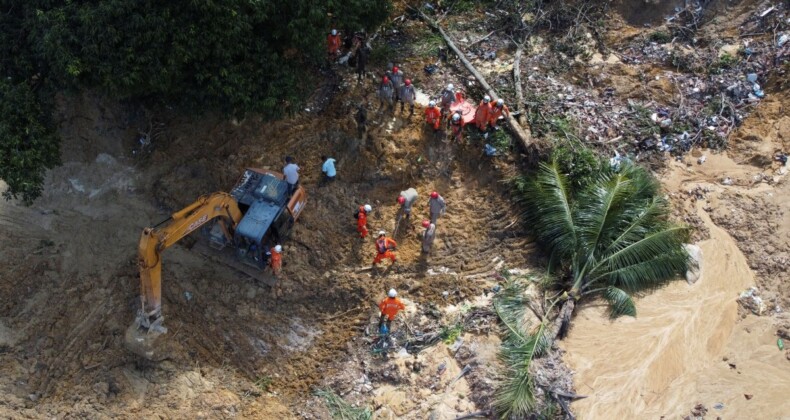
[1,0,789,419]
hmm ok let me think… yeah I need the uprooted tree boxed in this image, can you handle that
[0,0,391,203]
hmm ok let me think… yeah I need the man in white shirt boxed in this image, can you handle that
[320,155,336,186]
[282,156,299,196]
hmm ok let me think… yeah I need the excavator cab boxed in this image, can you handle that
[229,169,304,269]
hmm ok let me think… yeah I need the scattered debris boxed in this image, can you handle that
[738,287,766,315]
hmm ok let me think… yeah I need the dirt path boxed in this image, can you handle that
[562,153,790,418]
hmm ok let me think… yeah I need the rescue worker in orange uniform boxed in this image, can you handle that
[378,288,406,332]
[356,204,372,238]
[489,98,510,129]
[424,100,442,132]
[474,95,492,131]
[327,29,341,58]
[449,111,465,143]
[268,244,283,277]
[372,231,397,266]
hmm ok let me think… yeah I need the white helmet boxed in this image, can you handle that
[377,230,386,237]
[388,288,397,298]
[274,245,282,253]
[364,204,372,212]
[331,29,337,36]
[496,98,504,106]
[483,95,491,103]
[452,113,460,121]
[429,100,436,107]
[447,83,454,91]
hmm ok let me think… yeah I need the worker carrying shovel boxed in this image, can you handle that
[421,220,436,254]
[378,288,406,334]
[372,231,397,266]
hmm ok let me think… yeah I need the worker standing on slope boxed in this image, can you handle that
[396,187,418,226]
[356,41,370,81]
[439,83,456,117]
[320,155,336,186]
[372,231,397,266]
[268,245,283,277]
[390,65,404,102]
[474,95,492,131]
[424,100,442,132]
[355,104,368,138]
[449,112,465,143]
[489,99,510,129]
[421,220,436,254]
[356,204,372,239]
[327,29,341,59]
[428,191,446,224]
[378,76,395,113]
[399,79,416,116]
[282,156,300,196]
[378,288,406,333]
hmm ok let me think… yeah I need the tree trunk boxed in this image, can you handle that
[551,299,576,339]
[513,43,525,126]
[415,8,533,151]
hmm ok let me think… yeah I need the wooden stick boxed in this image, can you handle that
[513,42,526,125]
[454,410,490,420]
[414,7,533,151]
[468,30,496,47]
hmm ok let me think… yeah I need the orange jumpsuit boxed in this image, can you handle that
[450,115,466,142]
[327,34,341,56]
[357,206,368,238]
[489,104,510,128]
[373,237,397,265]
[425,106,442,130]
[474,101,491,130]
[379,297,406,321]
[269,249,282,276]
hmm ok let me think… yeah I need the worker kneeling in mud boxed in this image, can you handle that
[378,288,406,334]
[372,231,397,266]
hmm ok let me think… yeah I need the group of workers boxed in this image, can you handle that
[356,189,446,267]
[325,29,522,333]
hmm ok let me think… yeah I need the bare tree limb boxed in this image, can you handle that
[513,42,526,125]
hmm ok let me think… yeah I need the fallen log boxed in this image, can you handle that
[454,410,490,420]
[513,43,526,125]
[415,7,533,151]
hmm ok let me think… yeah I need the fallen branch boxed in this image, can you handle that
[513,42,525,125]
[414,6,533,151]
[468,30,496,47]
[454,410,491,420]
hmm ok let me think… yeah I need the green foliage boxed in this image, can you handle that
[708,53,739,74]
[550,146,603,190]
[0,80,60,204]
[315,388,372,420]
[648,30,672,44]
[254,376,273,392]
[493,275,552,418]
[518,159,689,316]
[489,129,513,152]
[440,323,464,344]
[0,0,391,203]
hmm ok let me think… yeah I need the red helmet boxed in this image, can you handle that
[382,76,389,83]
[397,196,406,204]
[422,220,430,228]
[405,79,412,86]
[393,66,399,73]
[431,191,439,199]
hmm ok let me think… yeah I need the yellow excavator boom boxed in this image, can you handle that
[136,192,243,332]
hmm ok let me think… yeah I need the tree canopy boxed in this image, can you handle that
[1,0,391,203]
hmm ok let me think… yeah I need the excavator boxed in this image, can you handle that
[126,168,306,358]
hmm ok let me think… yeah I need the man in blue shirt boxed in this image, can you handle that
[320,155,336,186]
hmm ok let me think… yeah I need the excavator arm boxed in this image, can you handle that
[136,192,243,332]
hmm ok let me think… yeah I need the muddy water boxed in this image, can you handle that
[562,160,790,418]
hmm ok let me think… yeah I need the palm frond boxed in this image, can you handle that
[589,226,689,291]
[520,161,578,266]
[602,286,636,318]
